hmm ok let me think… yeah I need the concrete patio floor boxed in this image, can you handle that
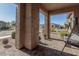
[0,32,79,56]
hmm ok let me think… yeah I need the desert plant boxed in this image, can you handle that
[51,27,56,32]
[12,31,16,39]
[59,31,67,38]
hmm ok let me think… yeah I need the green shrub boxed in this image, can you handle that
[12,31,16,39]
[60,31,67,38]
[51,28,56,32]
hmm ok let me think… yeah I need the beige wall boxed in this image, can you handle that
[73,6,79,33]
[16,4,26,49]
[25,4,39,49]
[16,3,39,50]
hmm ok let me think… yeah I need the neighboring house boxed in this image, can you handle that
[0,21,11,30]
[50,23,64,29]
[50,23,64,32]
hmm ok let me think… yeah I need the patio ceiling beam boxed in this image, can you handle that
[48,5,79,15]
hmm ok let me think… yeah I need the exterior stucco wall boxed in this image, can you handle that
[73,6,79,33]
[16,4,26,49]
[16,3,39,50]
[25,4,39,49]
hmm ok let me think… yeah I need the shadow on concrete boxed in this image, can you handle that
[67,45,79,50]
[39,41,48,46]
[4,45,12,49]
[49,38,64,42]
[20,45,75,56]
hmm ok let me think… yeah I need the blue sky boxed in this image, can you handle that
[39,12,68,25]
[50,13,68,25]
[0,3,68,25]
[0,3,16,22]
[39,12,45,24]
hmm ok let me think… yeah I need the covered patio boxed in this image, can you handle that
[14,3,79,55]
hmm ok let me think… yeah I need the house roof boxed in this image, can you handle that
[0,21,7,24]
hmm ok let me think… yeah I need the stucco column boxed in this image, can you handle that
[73,6,79,32]
[45,13,50,39]
[25,4,39,50]
[16,4,26,49]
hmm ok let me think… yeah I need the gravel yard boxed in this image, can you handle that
[0,32,79,56]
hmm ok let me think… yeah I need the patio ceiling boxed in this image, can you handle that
[41,3,78,11]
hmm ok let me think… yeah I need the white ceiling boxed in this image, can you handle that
[42,3,78,11]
